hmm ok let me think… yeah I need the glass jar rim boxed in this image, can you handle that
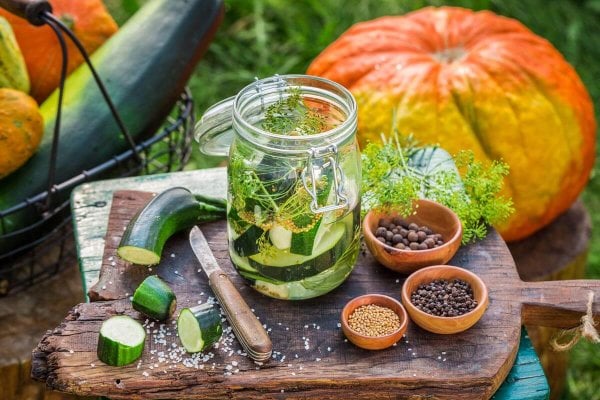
[232,74,357,153]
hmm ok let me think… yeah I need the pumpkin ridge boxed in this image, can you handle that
[309,7,596,241]
[462,60,557,214]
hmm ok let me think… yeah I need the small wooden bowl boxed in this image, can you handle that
[341,294,408,350]
[363,199,462,274]
[401,265,489,334]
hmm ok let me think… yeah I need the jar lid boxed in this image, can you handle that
[195,97,236,156]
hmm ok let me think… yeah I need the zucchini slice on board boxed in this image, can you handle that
[97,316,145,366]
[132,275,176,321]
[117,187,225,265]
[177,304,223,353]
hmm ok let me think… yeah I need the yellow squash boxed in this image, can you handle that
[0,88,43,178]
[0,16,29,92]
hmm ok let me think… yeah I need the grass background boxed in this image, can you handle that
[107,0,600,398]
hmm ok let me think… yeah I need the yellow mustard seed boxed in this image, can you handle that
[348,304,401,337]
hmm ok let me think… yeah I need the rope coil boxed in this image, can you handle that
[551,291,600,351]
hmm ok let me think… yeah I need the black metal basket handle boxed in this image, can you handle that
[0,0,50,25]
[0,0,142,209]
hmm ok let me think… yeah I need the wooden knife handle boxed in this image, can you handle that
[519,280,600,328]
[209,271,273,360]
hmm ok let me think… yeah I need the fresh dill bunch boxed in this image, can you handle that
[261,87,327,135]
[361,136,514,244]
[440,151,514,243]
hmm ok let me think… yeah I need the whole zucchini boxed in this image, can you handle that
[118,187,226,265]
[0,0,223,252]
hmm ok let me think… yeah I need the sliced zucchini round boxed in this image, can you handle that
[248,222,345,282]
[97,315,145,366]
[132,275,176,321]
[177,304,223,353]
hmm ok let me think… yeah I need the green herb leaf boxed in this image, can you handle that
[261,87,328,135]
[361,133,514,244]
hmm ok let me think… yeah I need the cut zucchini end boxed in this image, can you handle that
[178,308,204,353]
[132,275,177,321]
[97,315,145,366]
[168,298,177,318]
[117,246,161,265]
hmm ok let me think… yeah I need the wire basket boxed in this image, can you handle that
[0,90,195,296]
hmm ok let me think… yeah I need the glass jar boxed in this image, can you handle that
[195,75,360,300]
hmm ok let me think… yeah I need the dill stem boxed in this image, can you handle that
[251,171,280,212]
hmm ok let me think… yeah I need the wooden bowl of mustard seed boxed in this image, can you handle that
[363,199,462,274]
[341,294,408,350]
[401,265,489,334]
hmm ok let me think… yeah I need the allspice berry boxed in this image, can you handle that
[374,217,445,251]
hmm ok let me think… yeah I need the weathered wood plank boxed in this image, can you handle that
[509,199,591,399]
[71,168,228,295]
[33,190,532,399]
[60,168,555,399]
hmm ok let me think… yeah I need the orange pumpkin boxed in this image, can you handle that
[0,88,44,178]
[0,0,118,102]
[308,7,596,242]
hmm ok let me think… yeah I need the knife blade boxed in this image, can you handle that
[189,226,272,362]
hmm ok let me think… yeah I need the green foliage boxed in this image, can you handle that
[261,87,327,135]
[361,134,513,244]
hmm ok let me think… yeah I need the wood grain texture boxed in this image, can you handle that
[71,169,228,296]
[31,189,578,399]
[510,199,590,399]
[57,169,554,398]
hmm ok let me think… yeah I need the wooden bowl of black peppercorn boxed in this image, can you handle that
[401,265,489,334]
[363,199,462,274]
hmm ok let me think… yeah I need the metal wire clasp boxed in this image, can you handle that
[301,144,348,213]
[254,74,287,109]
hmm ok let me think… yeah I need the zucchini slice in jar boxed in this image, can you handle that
[249,222,345,282]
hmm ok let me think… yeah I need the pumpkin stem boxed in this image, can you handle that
[432,47,467,63]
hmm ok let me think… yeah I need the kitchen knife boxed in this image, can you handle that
[189,226,272,362]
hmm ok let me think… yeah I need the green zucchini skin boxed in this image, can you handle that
[194,194,227,210]
[117,187,225,265]
[233,225,265,257]
[132,275,176,321]
[97,315,145,366]
[0,0,224,251]
[249,223,346,282]
[178,304,223,353]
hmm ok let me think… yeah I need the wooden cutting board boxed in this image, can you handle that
[32,190,600,399]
